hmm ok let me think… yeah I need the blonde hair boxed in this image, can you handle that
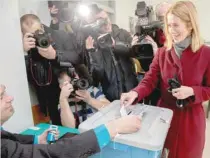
[164,1,203,52]
[20,14,41,33]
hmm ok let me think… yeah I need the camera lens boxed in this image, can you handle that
[39,37,50,48]
[77,79,89,90]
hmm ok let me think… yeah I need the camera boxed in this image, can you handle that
[168,78,190,108]
[33,30,50,48]
[131,1,163,71]
[71,78,89,90]
[59,62,90,91]
[80,18,113,49]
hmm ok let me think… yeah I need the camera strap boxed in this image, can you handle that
[29,52,53,86]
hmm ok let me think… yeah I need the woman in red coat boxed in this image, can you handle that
[121,1,210,158]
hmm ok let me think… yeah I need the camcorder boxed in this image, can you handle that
[59,62,90,91]
[132,1,163,71]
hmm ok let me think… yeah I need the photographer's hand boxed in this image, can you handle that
[75,90,92,103]
[86,36,95,50]
[23,33,36,52]
[145,35,158,55]
[172,86,194,99]
[59,81,74,101]
[49,5,59,24]
[131,35,139,46]
[37,45,56,59]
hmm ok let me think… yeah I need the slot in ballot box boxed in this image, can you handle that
[79,100,173,158]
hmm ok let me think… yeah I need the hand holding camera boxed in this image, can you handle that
[37,45,56,60]
[168,78,194,108]
[60,81,74,101]
[85,36,95,51]
[75,90,92,104]
[23,33,36,52]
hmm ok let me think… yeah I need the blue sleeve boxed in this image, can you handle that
[93,124,111,149]
[33,135,39,144]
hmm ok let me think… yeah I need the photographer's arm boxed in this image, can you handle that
[59,82,75,128]
[59,98,75,128]
[75,89,110,110]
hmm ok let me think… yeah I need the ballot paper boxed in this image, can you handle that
[120,106,128,117]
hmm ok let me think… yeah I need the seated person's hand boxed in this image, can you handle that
[38,128,60,144]
[106,115,141,138]
[59,81,74,101]
[37,45,56,59]
[75,90,92,104]
[115,115,141,134]
[23,33,36,52]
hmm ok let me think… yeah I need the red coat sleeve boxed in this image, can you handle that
[132,48,161,102]
[191,60,210,104]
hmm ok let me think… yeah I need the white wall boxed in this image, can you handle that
[0,0,34,132]
[115,0,138,31]
[19,0,51,26]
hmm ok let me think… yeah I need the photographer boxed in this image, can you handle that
[1,84,141,158]
[85,6,141,101]
[155,2,172,47]
[21,14,82,125]
[58,71,110,128]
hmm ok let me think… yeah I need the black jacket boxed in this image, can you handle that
[1,130,100,158]
[89,24,138,101]
[25,26,82,125]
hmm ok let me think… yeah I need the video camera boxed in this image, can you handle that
[131,1,163,71]
[59,62,90,90]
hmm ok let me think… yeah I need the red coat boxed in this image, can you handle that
[133,45,210,158]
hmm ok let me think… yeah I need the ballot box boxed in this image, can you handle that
[79,100,173,158]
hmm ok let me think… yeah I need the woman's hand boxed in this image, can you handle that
[172,86,194,99]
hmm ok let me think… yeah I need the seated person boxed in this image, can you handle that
[58,72,110,128]
[1,84,141,158]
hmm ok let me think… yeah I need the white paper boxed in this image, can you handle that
[120,106,128,117]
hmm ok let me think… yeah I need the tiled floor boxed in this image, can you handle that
[203,118,210,158]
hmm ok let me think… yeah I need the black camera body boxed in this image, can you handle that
[71,78,89,90]
[59,62,90,91]
[168,78,190,109]
[33,30,50,48]
[81,19,113,49]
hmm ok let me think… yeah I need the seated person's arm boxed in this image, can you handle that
[75,87,110,110]
[59,81,75,128]
[1,115,140,158]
